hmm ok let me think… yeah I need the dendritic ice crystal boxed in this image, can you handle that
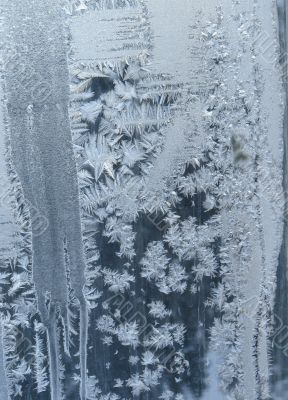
[0,0,287,399]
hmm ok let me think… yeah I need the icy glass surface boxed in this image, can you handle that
[0,1,287,399]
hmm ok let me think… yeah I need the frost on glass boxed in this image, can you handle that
[0,0,286,399]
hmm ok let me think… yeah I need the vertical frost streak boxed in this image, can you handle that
[1,0,88,398]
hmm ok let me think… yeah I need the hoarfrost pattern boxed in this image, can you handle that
[0,0,285,399]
